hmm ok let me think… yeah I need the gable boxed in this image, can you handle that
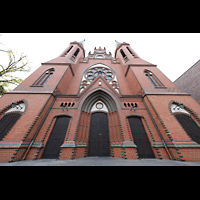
[79,63,120,94]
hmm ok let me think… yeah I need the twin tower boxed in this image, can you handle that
[0,40,200,162]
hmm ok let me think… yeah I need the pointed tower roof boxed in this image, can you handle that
[115,40,122,49]
[78,39,85,49]
[114,40,156,66]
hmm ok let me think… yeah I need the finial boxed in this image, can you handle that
[78,39,85,48]
[115,40,122,48]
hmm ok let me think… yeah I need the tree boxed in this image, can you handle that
[0,44,31,95]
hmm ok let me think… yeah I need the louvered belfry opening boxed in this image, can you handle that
[128,116,155,159]
[42,116,70,159]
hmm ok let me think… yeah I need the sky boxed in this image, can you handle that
[1,33,200,83]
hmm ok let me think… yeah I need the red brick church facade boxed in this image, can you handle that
[1,40,200,162]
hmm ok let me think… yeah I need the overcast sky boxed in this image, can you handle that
[1,33,200,82]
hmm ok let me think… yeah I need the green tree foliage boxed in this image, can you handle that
[0,45,31,95]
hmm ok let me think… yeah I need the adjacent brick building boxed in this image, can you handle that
[174,60,200,104]
[0,40,200,162]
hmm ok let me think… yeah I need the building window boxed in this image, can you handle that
[85,67,114,82]
[120,49,129,62]
[60,102,75,108]
[79,64,120,94]
[0,113,21,141]
[63,45,73,56]
[70,48,80,62]
[126,47,135,57]
[144,70,164,87]
[33,68,55,86]
[175,114,200,144]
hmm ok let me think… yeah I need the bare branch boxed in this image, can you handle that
[0,44,31,94]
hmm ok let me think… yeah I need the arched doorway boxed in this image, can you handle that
[128,116,155,158]
[88,112,110,157]
[175,114,200,144]
[75,90,122,158]
[42,116,70,159]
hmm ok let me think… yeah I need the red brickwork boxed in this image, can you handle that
[174,60,200,104]
[0,40,200,162]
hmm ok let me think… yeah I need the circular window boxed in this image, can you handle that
[96,102,103,109]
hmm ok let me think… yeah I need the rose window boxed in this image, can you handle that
[85,67,114,82]
[79,64,120,93]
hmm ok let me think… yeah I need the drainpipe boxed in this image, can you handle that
[142,98,174,160]
[21,95,57,160]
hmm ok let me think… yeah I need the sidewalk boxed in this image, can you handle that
[1,157,200,166]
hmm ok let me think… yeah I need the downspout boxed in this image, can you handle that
[142,97,174,160]
[21,95,57,160]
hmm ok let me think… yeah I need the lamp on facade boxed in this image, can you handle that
[11,102,22,109]
[130,103,138,111]
[173,103,184,110]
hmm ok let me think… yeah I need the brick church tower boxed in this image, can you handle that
[1,40,200,162]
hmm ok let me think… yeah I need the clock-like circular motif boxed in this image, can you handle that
[96,102,103,109]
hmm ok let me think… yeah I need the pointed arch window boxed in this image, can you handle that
[63,45,73,56]
[70,48,80,62]
[144,70,165,88]
[170,103,200,144]
[79,64,120,94]
[0,113,21,141]
[175,114,200,144]
[120,49,129,62]
[126,47,135,57]
[33,68,55,86]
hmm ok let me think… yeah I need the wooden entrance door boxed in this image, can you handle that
[42,116,70,159]
[128,116,155,158]
[88,112,110,157]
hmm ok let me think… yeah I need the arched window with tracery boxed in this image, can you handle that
[33,68,55,86]
[175,114,200,144]
[79,64,120,94]
[144,69,164,88]
[0,101,26,140]
[170,103,200,144]
[0,113,22,140]
[70,48,80,62]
